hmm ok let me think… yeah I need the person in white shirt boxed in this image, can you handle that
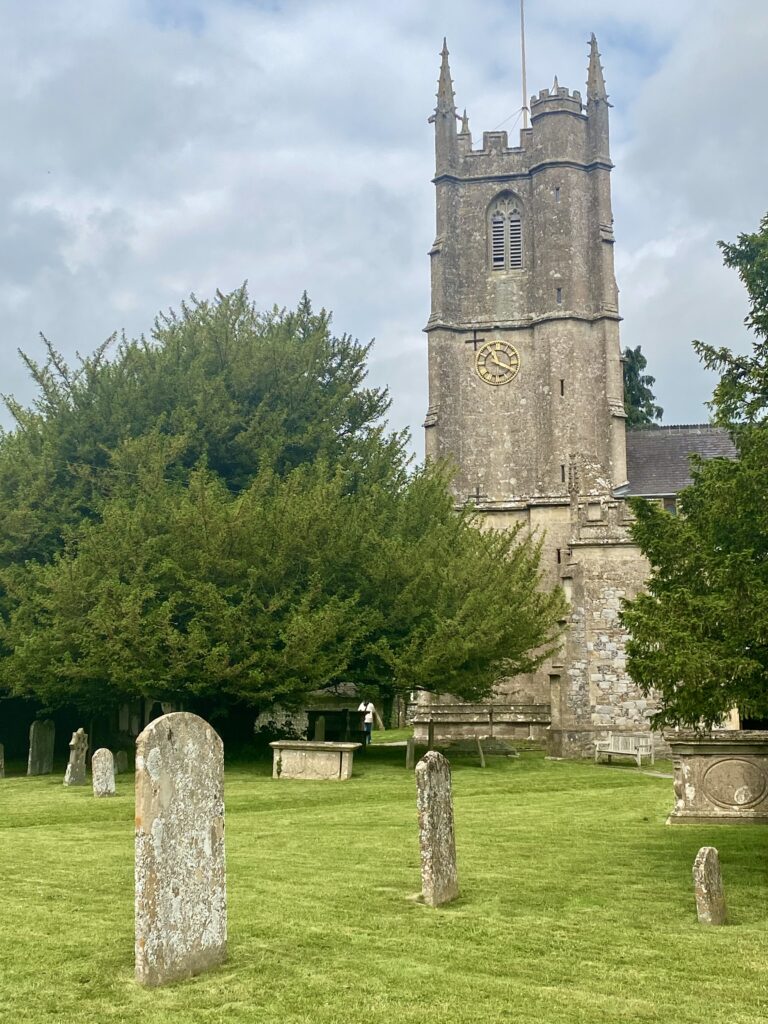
[358,699,376,745]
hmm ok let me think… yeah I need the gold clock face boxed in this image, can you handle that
[475,340,520,386]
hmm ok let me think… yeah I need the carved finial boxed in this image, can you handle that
[436,37,456,115]
[587,33,608,102]
[460,108,470,134]
[552,74,559,92]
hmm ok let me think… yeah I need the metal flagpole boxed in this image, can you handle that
[520,0,529,129]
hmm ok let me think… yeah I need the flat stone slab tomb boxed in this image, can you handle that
[270,740,362,781]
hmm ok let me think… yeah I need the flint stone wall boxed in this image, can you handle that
[28,720,55,776]
[415,750,459,907]
[92,748,116,797]
[135,712,227,987]
[667,731,768,824]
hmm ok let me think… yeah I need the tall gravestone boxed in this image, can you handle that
[63,728,88,786]
[115,750,128,775]
[92,748,116,797]
[27,720,55,776]
[415,750,459,907]
[0,742,4,779]
[135,712,227,987]
[693,846,727,925]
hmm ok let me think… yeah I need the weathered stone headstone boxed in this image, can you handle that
[92,748,116,797]
[415,750,458,907]
[693,846,727,925]
[405,736,416,770]
[27,719,55,776]
[115,750,128,775]
[63,728,88,786]
[314,715,326,742]
[0,742,4,779]
[135,712,227,986]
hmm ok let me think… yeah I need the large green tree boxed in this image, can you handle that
[622,345,663,426]
[621,213,768,728]
[0,289,565,715]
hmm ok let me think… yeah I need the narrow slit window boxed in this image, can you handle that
[560,379,565,396]
[560,464,566,483]
[556,548,562,564]
[555,186,561,203]
[556,287,563,305]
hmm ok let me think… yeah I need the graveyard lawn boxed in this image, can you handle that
[1,750,766,1024]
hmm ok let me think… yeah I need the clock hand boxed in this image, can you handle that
[491,353,513,371]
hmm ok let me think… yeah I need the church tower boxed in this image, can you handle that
[424,36,627,505]
[420,37,653,758]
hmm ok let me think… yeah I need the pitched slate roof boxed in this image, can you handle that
[625,424,737,497]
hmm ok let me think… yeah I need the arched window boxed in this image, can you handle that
[488,196,523,270]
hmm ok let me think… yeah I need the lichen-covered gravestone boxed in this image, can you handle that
[0,743,4,779]
[115,750,128,775]
[92,749,116,797]
[693,846,727,925]
[63,728,89,786]
[135,712,227,987]
[415,750,459,907]
[27,720,55,776]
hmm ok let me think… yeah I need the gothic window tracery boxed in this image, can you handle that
[489,195,523,270]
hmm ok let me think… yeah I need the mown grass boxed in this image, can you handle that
[1,748,766,1023]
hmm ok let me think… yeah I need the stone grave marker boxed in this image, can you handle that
[135,712,227,986]
[92,748,116,797]
[415,750,459,907]
[63,728,89,786]
[0,742,4,779]
[405,736,416,770]
[115,750,128,775]
[693,846,727,925]
[27,720,55,776]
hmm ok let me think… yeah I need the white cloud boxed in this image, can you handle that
[0,0,765,452]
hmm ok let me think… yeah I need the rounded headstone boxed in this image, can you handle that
[135,712,227,987]
[92,748,116,797]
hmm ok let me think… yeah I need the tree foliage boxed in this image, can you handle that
[0,288,565,714]
[622,345,663,427]
[621,214,768,728]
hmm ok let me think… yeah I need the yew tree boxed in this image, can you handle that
[0,288,565,715]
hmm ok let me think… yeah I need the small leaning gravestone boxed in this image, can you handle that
[415,750,459,907]
[63,728,88,786]
[693,846,727,925]
[115,750,128,775]
[92,749,116,797]
[135,712,227,987]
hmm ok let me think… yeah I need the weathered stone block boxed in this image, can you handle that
[135,712,227,986]
[92,748,115,797]
[269,740,361,780]
[27,720,55,776]
[667,731,768,824]
[63,728,88,786]
[415,750,459,907]
[115,750,128,775]
[693,846,727,925]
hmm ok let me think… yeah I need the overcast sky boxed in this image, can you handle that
[0,0,766,456]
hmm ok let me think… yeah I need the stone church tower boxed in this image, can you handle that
[420,37,655,756]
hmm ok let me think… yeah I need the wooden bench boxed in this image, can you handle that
[594,732,654,767]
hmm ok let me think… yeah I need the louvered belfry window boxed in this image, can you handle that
[489,195,523,270]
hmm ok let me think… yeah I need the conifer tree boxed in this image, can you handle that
[621,214,768,728]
